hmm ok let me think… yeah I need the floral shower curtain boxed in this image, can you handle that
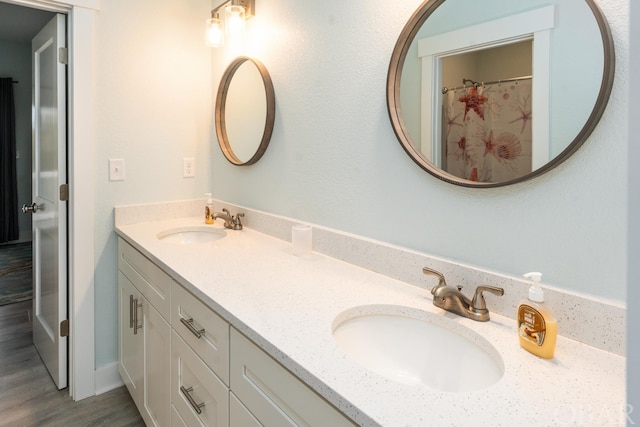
[0,78,19,243]
[443,79,533,182]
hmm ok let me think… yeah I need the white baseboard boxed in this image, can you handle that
[94,362,124,395]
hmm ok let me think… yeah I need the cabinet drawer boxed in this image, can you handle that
[172,283,230,385]
[230,392,262,427]
[171,404,188,427]
[172,331,229,427]
[230,328,356,427]
[118,238,173,320]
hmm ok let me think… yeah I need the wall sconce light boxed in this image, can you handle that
[206,0,255,48]
[206,13,224,48]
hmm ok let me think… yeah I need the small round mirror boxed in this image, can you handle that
[215,56,275,166]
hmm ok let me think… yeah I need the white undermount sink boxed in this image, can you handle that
[332,306,504,392]
[157,226,226,245]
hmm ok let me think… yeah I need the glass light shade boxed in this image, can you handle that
[224,5,246,37]
[206,17,224,47]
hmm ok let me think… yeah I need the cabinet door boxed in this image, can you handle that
[230,328,356,427]
[118,272,142,407]
[141,300,171,427]
[172,331,229,426]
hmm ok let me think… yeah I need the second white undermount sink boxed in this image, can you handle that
[332,306,504,392]
[157,226,226,245]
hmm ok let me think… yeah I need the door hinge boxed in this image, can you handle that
[60,319,69,337]
[59,184,69,202]
[59,47,68,65]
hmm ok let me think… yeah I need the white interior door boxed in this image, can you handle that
[30,13,68,390]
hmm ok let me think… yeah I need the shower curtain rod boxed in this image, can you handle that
[442,75,532,94]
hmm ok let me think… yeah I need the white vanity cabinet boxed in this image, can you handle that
[118,237,356,427]
[118,239,172,427]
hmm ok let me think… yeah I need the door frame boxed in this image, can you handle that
[3,0,99,401]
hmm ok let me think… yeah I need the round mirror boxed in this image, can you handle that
[387,0,615,187]
[215,56,276,166]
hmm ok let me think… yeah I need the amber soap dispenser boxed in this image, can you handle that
[204,193,214,224]
[517,272,557,359]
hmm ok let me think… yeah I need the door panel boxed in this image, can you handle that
[31,13,67,390]
[35,228,57,339]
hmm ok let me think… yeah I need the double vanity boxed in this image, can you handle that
[115,200,626,427]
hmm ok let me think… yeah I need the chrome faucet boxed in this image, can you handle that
[213,208,244,230]
[423,267,504,322]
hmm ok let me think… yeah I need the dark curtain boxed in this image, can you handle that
[0,78,19,243]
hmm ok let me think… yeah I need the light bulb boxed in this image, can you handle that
[206,17,224,47]
[225,5,246,37]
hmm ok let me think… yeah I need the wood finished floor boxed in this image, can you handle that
[0,300,144,426]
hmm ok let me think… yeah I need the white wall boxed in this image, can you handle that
[94,0,213,367]
[211,0,628,303]
[628,0,639,422]
[0,40,31,243]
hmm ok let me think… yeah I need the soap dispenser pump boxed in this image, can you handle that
[517,272,557,359]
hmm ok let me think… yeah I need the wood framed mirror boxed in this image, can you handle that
[387,0,615,187]
[215,56,275,166]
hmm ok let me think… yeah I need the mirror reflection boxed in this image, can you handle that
[389,0,614,187]
[225,61,267,163]
[439,41,533,181]
[215,57,275,166]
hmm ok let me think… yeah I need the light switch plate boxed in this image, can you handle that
[109,158,125,181]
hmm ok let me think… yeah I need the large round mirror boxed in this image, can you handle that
[215,56,276,166]
[387,0,615,187]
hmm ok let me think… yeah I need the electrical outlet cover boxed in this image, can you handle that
[183,158,195,177]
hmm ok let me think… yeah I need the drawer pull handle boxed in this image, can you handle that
[180,317,205,339]
[129,295,134,329]
[133,298,142,335]
[180,386,205,414]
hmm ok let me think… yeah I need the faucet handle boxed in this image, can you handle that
[232,212,244,230]
[423,267,447,293]
[471,285,505,313]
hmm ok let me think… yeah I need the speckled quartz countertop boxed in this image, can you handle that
[115,216,626,427]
